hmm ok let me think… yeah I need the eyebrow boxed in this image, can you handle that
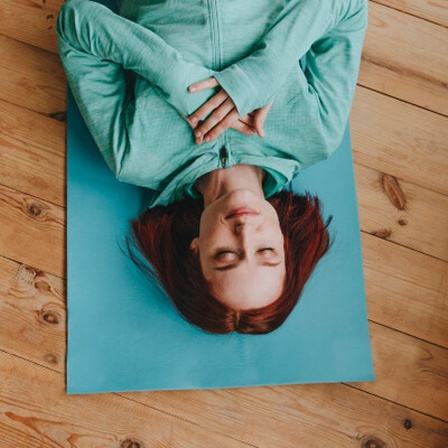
[212,261,282,271]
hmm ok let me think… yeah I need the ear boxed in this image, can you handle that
[190,237,199,255]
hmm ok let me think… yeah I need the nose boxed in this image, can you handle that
[233,219,259,236]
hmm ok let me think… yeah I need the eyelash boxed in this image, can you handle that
[217,250,237,256]
[216,248,274,258]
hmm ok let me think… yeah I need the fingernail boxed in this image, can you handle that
[189,86,196,92]
[195,131,201,138]
[191,116,198,124]
[204,136,211,142]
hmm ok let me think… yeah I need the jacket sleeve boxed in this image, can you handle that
[56,0,219,119]
[214,0,368,153]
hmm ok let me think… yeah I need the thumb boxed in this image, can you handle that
[253,101,273,138]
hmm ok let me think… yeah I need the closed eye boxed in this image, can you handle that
[214,249,239,262]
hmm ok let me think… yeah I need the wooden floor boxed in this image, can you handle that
[1,1,447,446]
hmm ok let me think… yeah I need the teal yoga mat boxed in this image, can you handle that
[66,86,374,394]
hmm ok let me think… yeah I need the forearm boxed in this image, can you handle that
[57,0,218,115]
[214,0,368,118]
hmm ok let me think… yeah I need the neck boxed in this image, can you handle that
[195,165,266,208]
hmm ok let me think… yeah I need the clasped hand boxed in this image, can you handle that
[181,77,273,145]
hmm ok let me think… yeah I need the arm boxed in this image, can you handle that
[213,0,368,118]
[56,0,194,181]
[191,0,367,153]
[56,0,219,117]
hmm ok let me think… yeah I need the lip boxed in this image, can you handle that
[225,207,260,219]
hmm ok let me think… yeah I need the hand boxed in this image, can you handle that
[188,77,273,144]
[181,112,255,143]
[188,77,252,144]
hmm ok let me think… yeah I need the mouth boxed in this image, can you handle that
[225,207,260,219]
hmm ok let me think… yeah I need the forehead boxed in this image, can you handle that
[207,263,286,310]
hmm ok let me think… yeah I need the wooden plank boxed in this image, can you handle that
[362,233,448,349]
[0,34,66,117]
[2,346,447,447]
[0,255,20,295]
[124,324,448,439]
[0,99,65,207]
[356,164,448,261]
[122,384,448,447]
[351,86,448,196]
[359,2,448,116]
[0,0,64,54]
[0,352,252,448]
[353,323,448,422]
[0,185,65,278]
[372,0,448,28]
[0,256,66,370]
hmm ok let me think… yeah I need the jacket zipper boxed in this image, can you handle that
[210,1,226,169]
[209,0,222,70]
[220,146,227,168]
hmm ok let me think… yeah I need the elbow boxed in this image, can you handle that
[56,0,98,45]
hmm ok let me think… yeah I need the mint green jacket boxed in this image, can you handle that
[56,0,367,207]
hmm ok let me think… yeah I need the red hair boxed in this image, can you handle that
[124,191,330,335]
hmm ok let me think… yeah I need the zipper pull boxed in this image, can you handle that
[220,146,227,168]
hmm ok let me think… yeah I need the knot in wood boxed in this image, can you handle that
[38,309,60,325]
[120,440,144,448]
[404,419,413,430]
[398,218,408,226]
[27,202,43,218]
[43,353,58,365]
[35,280,51,293]
[372,228,392,239]
[49,111,67,122]
[380,174,407,211]
[362,438,386,448]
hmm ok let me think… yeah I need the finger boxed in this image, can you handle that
[188,76,219,93]
[253,111,266,138]
[239,114,254,128]
[189,90,228,125]
[253,102,273,138]
[180,114,195,130]
[195,98,235,140]
[203,109,240,142]
[232,120,256,136]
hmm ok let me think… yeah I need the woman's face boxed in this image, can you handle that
[190,190,286,310]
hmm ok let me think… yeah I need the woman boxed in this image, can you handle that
[56,0,368,334]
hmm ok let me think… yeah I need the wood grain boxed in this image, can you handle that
[0,351,252,448]
[1,345,447,447]
[360,2,448,116]
[121,373,448,448]
[0,99,66,206]
[373,0,448,28]
[353,324,448,421]
[0,34,66,117]
[0,185,65,278]
[362,233,448,348]
[356,164,448,261]
[351,86,448,196]
[1,1,447,446]
[0,256,66,370]
[0,0,64,54]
